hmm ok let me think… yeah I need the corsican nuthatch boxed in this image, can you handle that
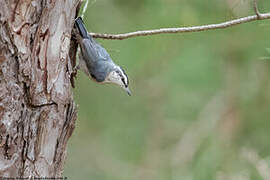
[74,17,131,96]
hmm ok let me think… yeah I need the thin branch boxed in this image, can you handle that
[81,0,89,20]
[254,0,263,19]
[89,12,270,40]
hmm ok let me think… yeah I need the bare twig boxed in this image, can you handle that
[81,0,89,20]
[89,13,270,40]
[254,0,263,19]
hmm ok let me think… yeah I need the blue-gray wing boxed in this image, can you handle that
[81,38,112,66]
[80,38,115,82]
[93,41,112,62]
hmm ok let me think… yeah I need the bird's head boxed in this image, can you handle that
[105,66,131,96]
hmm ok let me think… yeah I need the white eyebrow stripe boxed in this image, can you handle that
[118,69,128,87]
[123,75,128,87]
[119,67,129,86]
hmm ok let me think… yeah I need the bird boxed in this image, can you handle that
[74,17,131,96]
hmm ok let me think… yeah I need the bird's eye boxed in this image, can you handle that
[119,66,129,86]
[121,77,127,88]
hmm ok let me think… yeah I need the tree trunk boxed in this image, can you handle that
[0,0,79,177]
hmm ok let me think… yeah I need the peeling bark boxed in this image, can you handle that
[0,0,79,177]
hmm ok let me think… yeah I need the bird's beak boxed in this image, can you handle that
[125,87,132,96]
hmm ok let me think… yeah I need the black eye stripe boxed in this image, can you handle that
[115,67,129,87]
[119,67,129,86]
[121,77,128,87]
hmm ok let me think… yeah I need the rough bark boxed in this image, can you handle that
[0,0,79,177]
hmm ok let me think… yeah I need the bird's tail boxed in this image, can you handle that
[75,17,88,39]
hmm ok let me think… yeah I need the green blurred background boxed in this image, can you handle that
[64,0,270,179]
